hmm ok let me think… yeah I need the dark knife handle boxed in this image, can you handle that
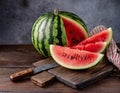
[10,68,34,82]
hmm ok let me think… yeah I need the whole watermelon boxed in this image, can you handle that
[31,9,88,56]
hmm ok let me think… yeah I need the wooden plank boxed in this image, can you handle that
[0,45,45,67]
[0,68,76,93]
[0,68,120,93]
[31,71,55,87]
[32,57,56,87]
[33,57,117,89]
[33,57,55,67]
[48,58,115,89]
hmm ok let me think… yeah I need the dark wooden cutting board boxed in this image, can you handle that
[48,58,114,89]
[32,57,115,89]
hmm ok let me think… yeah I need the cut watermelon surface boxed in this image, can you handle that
[72,42,107,53]
[61,16,88,47]
[50,45,104,70]
[78,28,112,45]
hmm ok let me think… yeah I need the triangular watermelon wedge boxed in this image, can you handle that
[78,27,112,45]
[72,42,107,53]
[50,45,104,70]
[61,15,88,47]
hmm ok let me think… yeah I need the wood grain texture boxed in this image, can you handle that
[0,45,45,67]
[33,57,115,89]
[31,71,55,87]
[32,57,56,87]
[0,68,120,93]
[48,58,115,89]
[33,57,54,67]
[0,45,120,93]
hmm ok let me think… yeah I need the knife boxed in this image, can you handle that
[10,62,58,82]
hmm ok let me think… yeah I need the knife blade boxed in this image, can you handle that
[10,62,58,82]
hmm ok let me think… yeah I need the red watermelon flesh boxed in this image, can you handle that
[78,28,112,45]
[61,16,88,47]
[50,45,104,70]
[72,42,107,53]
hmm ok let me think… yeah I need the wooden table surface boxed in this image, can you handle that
[0,44,120,93]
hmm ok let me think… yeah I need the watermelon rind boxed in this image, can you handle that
[50,45,104,70]
[105,27,112,45]
[98,42,107,53]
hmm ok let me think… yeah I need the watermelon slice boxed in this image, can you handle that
[72,42,107,53]
[78,27,112,45]
[50,45,104,70]
[61,16,88,47]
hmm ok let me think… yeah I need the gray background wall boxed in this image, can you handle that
[0,0,120,44]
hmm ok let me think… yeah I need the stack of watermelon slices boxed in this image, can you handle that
[50,27,112,70]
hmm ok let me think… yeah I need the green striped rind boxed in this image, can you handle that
[32,13,67,56]
[32,16,47,52]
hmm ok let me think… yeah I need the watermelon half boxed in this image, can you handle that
[78,27,112,45]
[50,45,104,70]
[72,42,107,53]
[31,10,88,56]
